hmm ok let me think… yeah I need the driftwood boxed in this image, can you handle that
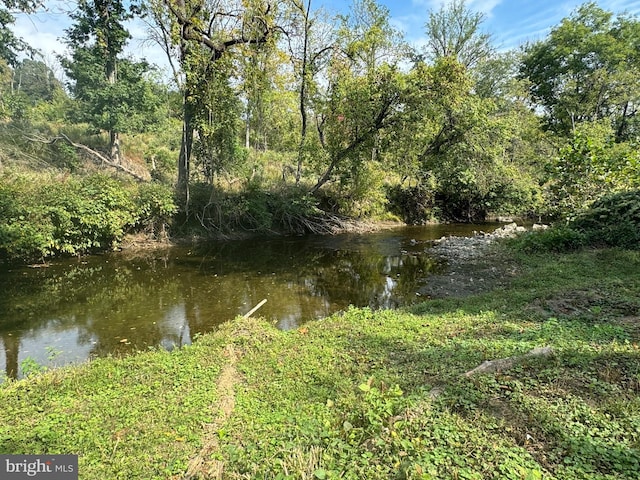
[463,346,554,377]
[24,132,148,181]
[243,299,267,319]
[429,346,555,399]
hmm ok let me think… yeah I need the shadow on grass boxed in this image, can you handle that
[335,281,640,478]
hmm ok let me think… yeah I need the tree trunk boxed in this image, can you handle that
[245,117,251,149]
[110,130,121,165]
[295,0,312,185]
[99,0,121,165]
[178,88,195,212]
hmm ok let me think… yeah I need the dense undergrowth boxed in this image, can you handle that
[0,169,176,261]
[1,246,639,479]
[509,190,640,253]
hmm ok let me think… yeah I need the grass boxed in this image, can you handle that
[1,247,639,479]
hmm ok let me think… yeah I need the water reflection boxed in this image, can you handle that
[0,224,496,378]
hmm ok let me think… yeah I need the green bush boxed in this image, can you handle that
[184,183,266,233]
[0,170,178,262]
[386,184,435,224]
[184,183,321,235]
[510,190,640,253]
[267,187,322,234]
[508,225,587,253]
[0,171,58,259]
[43,175,138,254]
[134,183,178,234]
[49,141,80,171]
[571,190,640,249]
[546,121,640,217]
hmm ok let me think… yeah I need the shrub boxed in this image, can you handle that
[508,225,587,253]
[386,184,435,224]
[183,183,267,233]
[134,183,177,235]
[0,170,178,261]
[267,187,322,234]
[42,175,138,254]
[184,183,322,235]
[546,121,640,217]
[0,171,58,260]
[571,190,640,249]
[319,162,388,219]
[510,190,640,253]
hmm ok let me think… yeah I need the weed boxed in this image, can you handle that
[1,247,639,478]
[19,357,45,377]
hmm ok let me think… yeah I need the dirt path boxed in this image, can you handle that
[183,343,240,480]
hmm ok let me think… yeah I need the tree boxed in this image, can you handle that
[390,51,545,222]
[283,0,335,184]
[422,0,492,68]
[237,13,295,153]
[520,2,640,140]
[520,2,640,215]
[0,0,39,118]
[0,0,39,66]
[10,58,63,102]
[161,0,278,208]
[61,0,161,165]
[308,0,407,199]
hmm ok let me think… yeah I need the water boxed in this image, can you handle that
[0,223,497,379]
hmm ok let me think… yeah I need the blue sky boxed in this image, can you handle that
[360,0,640,50]
[12,0,640,78]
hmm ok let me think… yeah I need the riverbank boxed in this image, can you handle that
[2,246,639,479]
[417,223,549,298]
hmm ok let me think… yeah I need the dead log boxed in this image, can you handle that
[24,132,148,181]
[429,346,554,399]
[463,346,554,377]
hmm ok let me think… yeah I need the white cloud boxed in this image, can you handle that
[411,0,502,16]
[468,0,503,16]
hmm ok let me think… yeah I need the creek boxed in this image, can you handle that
[0,223,500,379]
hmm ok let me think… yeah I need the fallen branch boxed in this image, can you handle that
[429,346,555,399]
[463,346,554,377]
[243,299,267,319]
[24,132,148,181]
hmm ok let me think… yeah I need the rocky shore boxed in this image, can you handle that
[418,223,545,298]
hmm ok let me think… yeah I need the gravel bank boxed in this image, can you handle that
[418,223,544,298]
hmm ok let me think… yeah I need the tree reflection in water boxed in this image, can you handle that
[0,224,487,378]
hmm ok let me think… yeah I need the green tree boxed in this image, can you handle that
[422,0,492,68]
[547,120,640,216]
[191,53,244,184]
[237,20,287,152]
[0,0,39,66]
[161,0,278,209]
[520,2,640,140]
[61,0,161,165]
[521,2,640,215]
[0,0,40,119]
[284,0,335,184]
[308,0,407,202]
[10,58,63,103]
[392,52,544,222]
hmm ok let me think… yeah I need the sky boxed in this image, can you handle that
[10,0,640,80]
[376,0,640,50]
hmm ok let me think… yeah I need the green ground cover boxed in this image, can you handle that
[1,246,639,479]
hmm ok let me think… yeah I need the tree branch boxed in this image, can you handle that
[24,133,148,181]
